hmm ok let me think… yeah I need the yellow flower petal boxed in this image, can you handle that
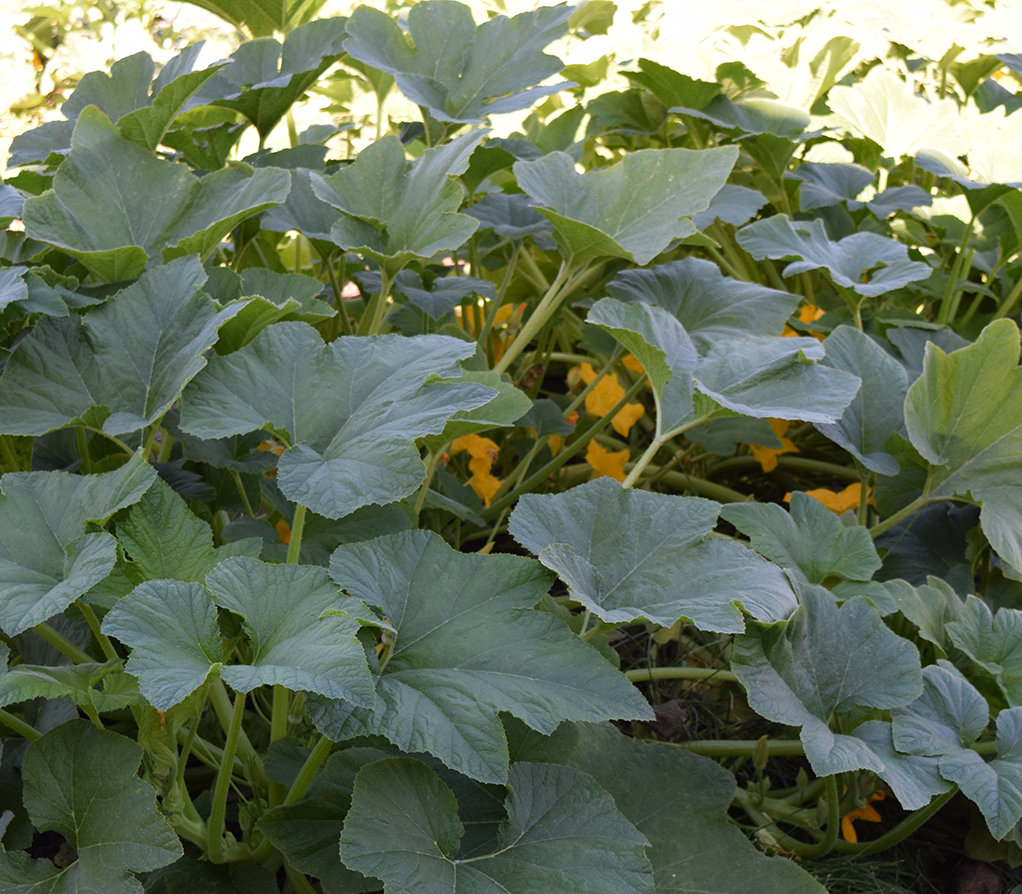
[467,470,502,506]
[611,401,645,437]
[586,441,629,482]
[275,519,291,544]
[749,418,800,472]
[451,434,499,466]
[841,815,858,843]
[784,482,871,514]
[783,304,826,340]
[549,434,564,455]
[586,372,626,417]
[621,353,645,374]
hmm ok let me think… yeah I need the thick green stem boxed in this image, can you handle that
[481,375,648,519]
[627,465,749,503]
[285,734,333,805]
[286,504,307,565]
[0,708,41,740]
[75,427,93,474]
[626,667,738,684]
[494,261,576,375]
[708,455,861,481]
[323,251,354,338]
[268,684,291,807]
[414,448,446,517]
[207,689,246,864]
[674,738,805,758]
[622,431,663,488]
[78,602,118,661]
[360,268,393,336]
[285,864,319,894]
[798,774,841,858]
[938,220,975,325]
[868,495,928,538]
[210,678,265,785]
[231,470,255,518]
[994,272,1022,319]
[35,622,93,664]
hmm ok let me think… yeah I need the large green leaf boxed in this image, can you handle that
[339,757,654,893]
[904,319,1022,574]
[0,721,181,893]
[179,322,497,519]
[0,453,156,635]
[883,576,964,654]
[101,559,374,710]
[813,326,908,475]
[735,215,930,297]
[0,652,136,713]
[946,596,1022,706]
[588,298,859,436]
[199,18,348,140]
[22,109,291,282]
[513,147,738,265]
[786,162,875,211]
[508,478,796,631]
[891,663,989,757]
[940,706,1022,839]
[721,491,881,585]
[567,724,825,894]
[175,0,331,37]
[311,131,485,274]
[309,530,653,783]
[0,257,240,436]
[343,1,573,124]
[604,258,798,351]
[732,586,923,776]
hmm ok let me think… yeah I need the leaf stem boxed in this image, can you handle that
[231,470,255,518]
[414,448,447,517]
[285,734,333,805]
[868,495,928,538]
[798,774,841,858]
[78,602,119,661]
[494,261,576,375]
[207,688,246,864]
[210,678,265,785]
[268,684,291,807]
[286,504,307,565]
[75,427,93,474]
[626,667,739,684]
[480,375,648,518]
[34,622,93,664]
[708,455,861,481]
[361,268,393,336]
[0,708,41,740]
[673,738,805,757]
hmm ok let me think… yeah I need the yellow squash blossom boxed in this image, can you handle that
[749,418,799,473]
[275,519,291,544]
[621,353,645,374]
[783,304,825,340]
[841,791,885,843]
[785,482,872,514]
[451,434,502,506]
[572,362,645,437]
[456,301,524,363]
[586,440,629,482]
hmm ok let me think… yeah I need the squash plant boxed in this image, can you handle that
[2,1,1022,891]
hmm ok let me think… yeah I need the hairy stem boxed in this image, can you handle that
[207,689,246,864]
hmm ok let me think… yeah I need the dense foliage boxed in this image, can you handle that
[3,0,1022,891]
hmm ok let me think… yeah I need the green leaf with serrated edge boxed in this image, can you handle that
[509,478,796,631]
[259,747,390,893]
[171,0,332,37]
[22,108,290,283]
[732,585,922,777]
[940,706,1022,839]
[421,370,531,451]
[675,96,809,140]
[605,258,799,352]
[566,724,825,894]
[891,663,989,757]
[343,2,573,125]
[180,322,496,519]
[735,215,931,297]
[100,580,223,710]
[786,162,875,211]
[828,67,969,162]
[261,169,340,241]
[721,491,881,585]
[102,560,374,710]
[116,477,260,583]
[311,131,486,274]
[514,147,738,266]
[309,530,653,783]
[885,577,964,656]
[847,720,952,810]
[0,655,138,712]
[589,298,860,434]
[947,596,1022,706]
[625,59,721,110]
[340,757,654,894]
[200,18,348,140]
[204,558,373,704]
[692,183,767,229]
[813,326,908,475]
[0,257,241,436]
[0,269,28,314]
[145,853,279,894]
[0,721,181,893]
[0,453,156,635]
[904,320,1022,574]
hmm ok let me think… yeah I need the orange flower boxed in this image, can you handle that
[586,440,629,482]
[841,791,885,843]
[782,304,825,340]
[749,418,800,472]
[259,439,286,457]
[784,482,872,514]
[621,353,645,374]
[275,519,291,544]
[451,434,503,506]
[573,363,645,437]
[456,301,524,363]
